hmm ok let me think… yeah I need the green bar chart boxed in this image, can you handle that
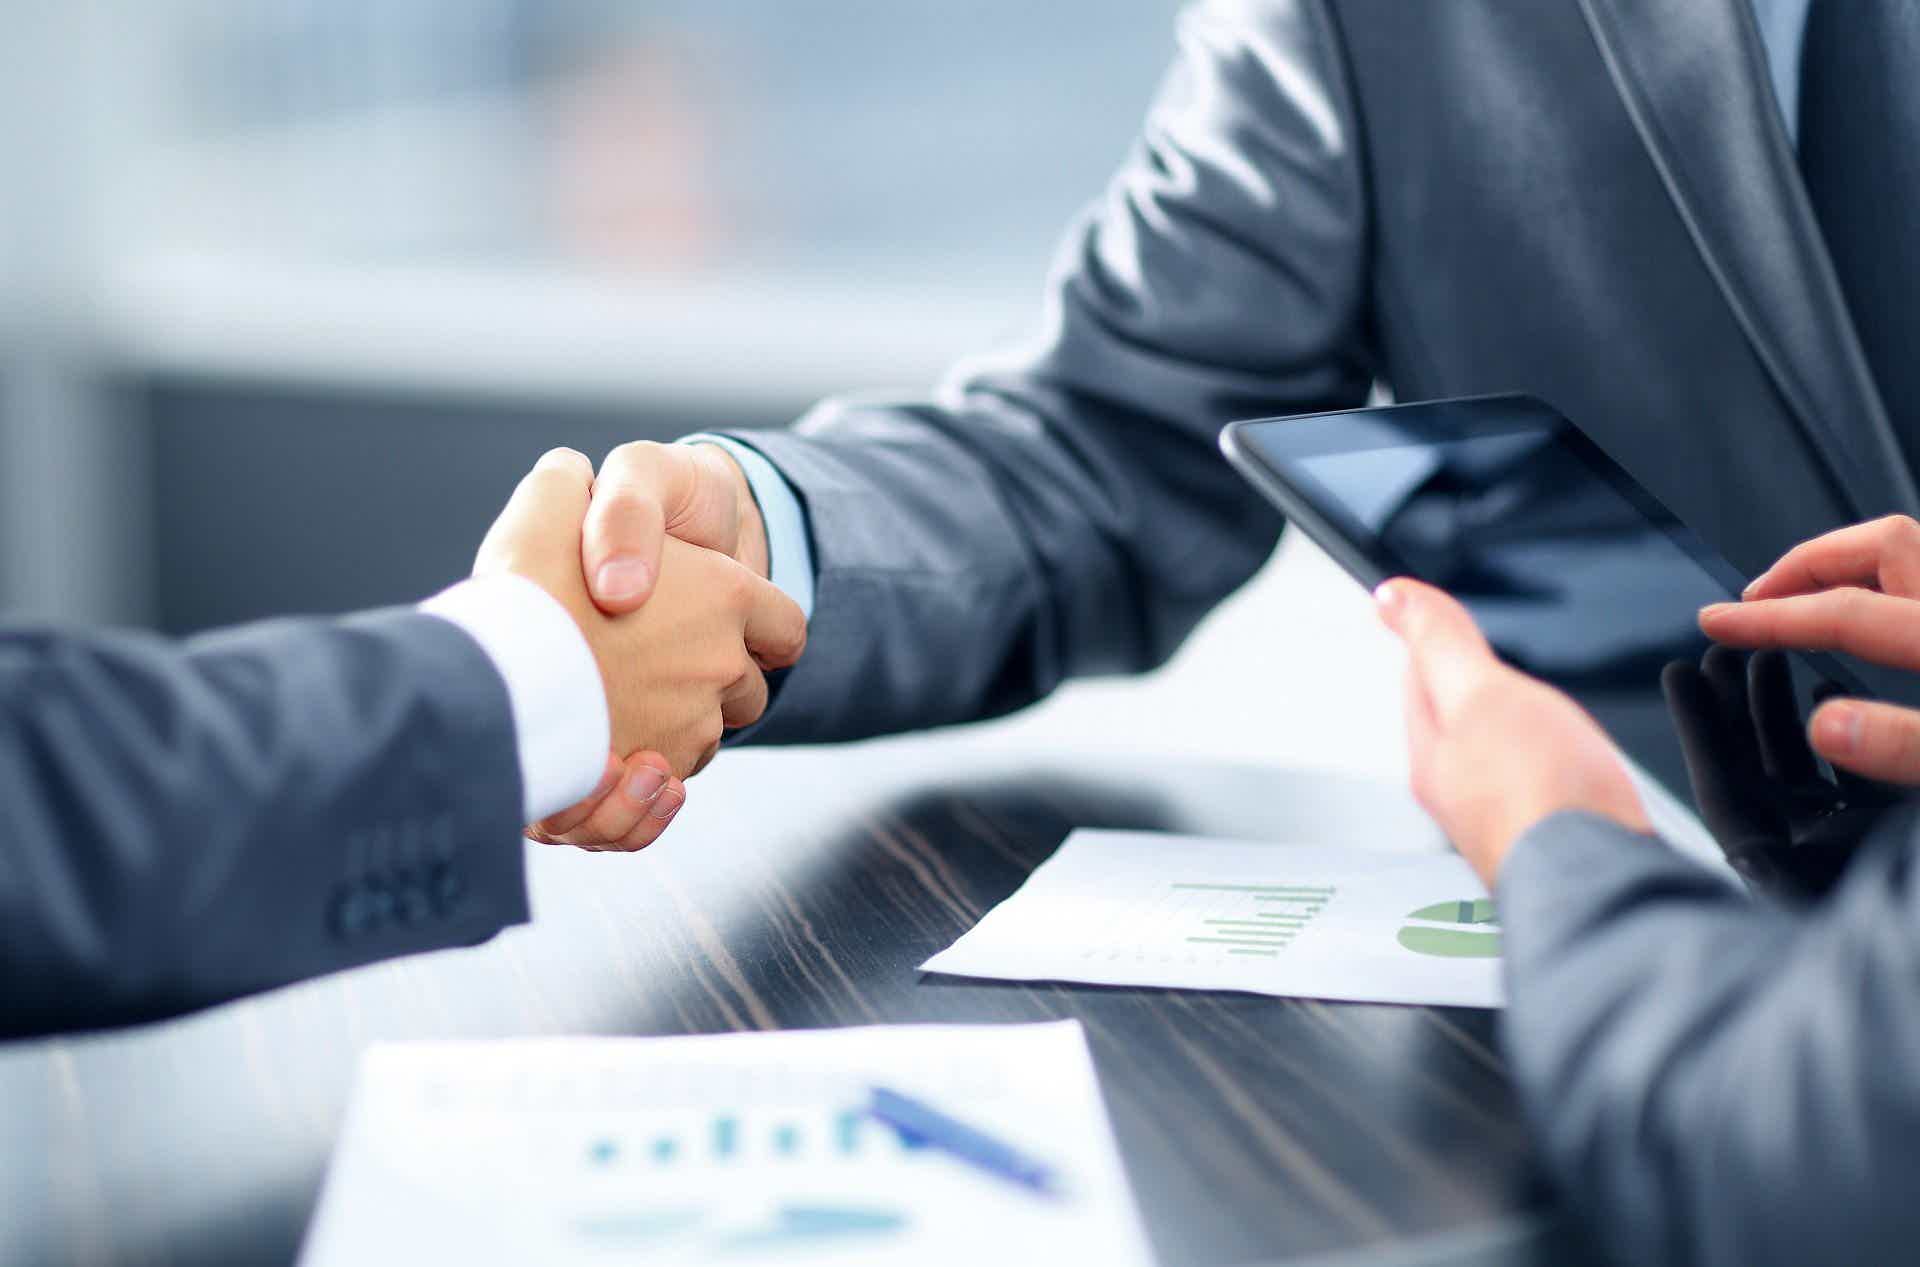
[920,829,1508,1006]
[1174,882,1336,957]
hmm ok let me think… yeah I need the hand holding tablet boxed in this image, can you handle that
[1220,394,1891,880]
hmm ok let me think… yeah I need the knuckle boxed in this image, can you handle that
[781,632,808,665]
[534,447,593,481]
[1822,590,1865,640]
[772,614,808,660]
[723,563,758,609]
[580,808,625,844]
[599,440,665,480]
[1453,675,1504,721]
[591,483,660,525]
[733,692,768,728]
[1858,708,1894,761]
[1884,709,1920,766]
[1894,515,1920,557]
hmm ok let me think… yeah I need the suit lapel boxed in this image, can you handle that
[1576,0,1918,518]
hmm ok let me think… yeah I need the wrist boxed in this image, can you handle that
[1481,787,1647,886]
[739,508,769,578]
[1456,826,1518,892]
[718,452,771,579]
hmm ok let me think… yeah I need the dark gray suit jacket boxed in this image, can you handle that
[731,0,1912,743]
[1502,809,1920,1266]
[0,610,529,1038]
[721,1,1920,1261]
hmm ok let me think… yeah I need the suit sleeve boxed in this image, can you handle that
[1497,807,1920,1266]
[0,609,529,1038]
[724,0,1373,742]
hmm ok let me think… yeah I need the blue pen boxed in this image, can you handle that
[866,1085,1063,1197]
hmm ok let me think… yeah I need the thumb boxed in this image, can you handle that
[584,442,704,614]
[1809,698,1920,786]
[1375,578,1498,725]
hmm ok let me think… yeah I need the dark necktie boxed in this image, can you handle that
[1797,0,1920,464]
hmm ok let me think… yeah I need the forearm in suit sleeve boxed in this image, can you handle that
[725,0,1373,742]
[1498,808,1920,1266]
[0,609,528,1038]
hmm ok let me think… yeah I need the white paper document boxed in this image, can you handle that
[300,1021,1154,1267]
[921,830,1505,1009]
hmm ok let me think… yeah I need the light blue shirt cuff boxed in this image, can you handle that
[678,434,816,620]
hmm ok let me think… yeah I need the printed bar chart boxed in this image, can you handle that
[920,830,1506,1007]
[1178,882,1338,957]
[582,1107,902,1171]
[835,1109,862,1155]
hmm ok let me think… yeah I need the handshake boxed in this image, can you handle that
[474,442,798,852]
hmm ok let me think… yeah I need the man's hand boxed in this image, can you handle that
[1702,515,1920,785]
[580,441,769,611]
[473,448,806,850]
[1377,578,1650,886]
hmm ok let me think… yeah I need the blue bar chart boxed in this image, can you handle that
[583,1108,881,1172]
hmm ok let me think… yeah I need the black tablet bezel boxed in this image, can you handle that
[1219,392,1874,718]
[1220,392,1757,602]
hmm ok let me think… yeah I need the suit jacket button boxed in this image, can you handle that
[329,883,375,938]
[391,867,431,925]
[429,862,466,916]
[362,878,394,931]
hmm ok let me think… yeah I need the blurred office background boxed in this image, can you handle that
[0,0,1177,629]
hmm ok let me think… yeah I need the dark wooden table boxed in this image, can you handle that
[0,737,1580,1267]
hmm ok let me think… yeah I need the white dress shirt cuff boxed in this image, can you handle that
[419,574,610,823]
[680,434,817,620]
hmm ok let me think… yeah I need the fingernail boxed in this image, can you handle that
[1813,703,1862,755]
[595,557,652,602]
[649,785,684,821]
[623,765,667,806]
[1700,602,1736,620]
[1741,577,1761,599]
[1374,581,1403,612]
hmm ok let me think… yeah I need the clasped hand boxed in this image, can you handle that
[474,444,793,851]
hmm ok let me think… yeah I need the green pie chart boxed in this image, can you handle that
[1396,899,1501,958]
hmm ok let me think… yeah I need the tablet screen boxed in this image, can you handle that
[1225,395,1864,830]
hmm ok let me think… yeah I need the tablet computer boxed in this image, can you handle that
[1219,392,1872,838]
